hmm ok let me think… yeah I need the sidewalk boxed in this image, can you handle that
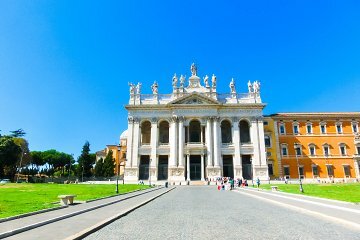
[1,187,173,240]
[235,187,360,230]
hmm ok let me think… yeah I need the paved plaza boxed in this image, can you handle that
[85,186,359,240]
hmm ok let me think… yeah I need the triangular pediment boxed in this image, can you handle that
[168,93,220,105]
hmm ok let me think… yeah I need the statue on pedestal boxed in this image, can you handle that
[172,73,178,88]
[229,78,236,94]
[129,82,135,95]
[203,75,209,87]
[248,80,253,93]
[136,82,142,94]
[151,81,158,94]
[253,80,261,93]
[190,63,197,76]
[179,75,185,88]
[211,74,217,88]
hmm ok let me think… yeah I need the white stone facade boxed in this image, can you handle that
[125,64,268,183]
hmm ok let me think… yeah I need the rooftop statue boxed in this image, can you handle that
[211,74,217,88]
[136,82,142,94]
[203,75,210,87]
[172,73,178,88]
[253,80,260,93]
[229,78,236,93]
[129,82,136,95]
[248,80,253,93]
[151,81,158,94]
[190,63,197,76]
[179,75,185,88]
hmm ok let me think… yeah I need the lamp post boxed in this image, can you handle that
[294,143,304,193]
[116,144,122,194]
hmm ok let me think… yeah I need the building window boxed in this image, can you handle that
[323,144,330,156]
[264,135,271,147]
[339,144,346,156]
[326,165,334,177]
[240,120,251,143]
[336,123,343,134]
[221,120,232,144]
[299,166,304,178]
[320,124,326,134]
[268,163,274,175]
[293,123,299,135]
[281,145,288,156]
[264,121,269,126]
[295,145,302,156]
[343,165,351,177]
[267,151,272,157]
[306,123,312,134]
[279,123,286,135]
[357,146,360,155]
[309,144,316,156]
[283,166,290,177]
[352,122,358,133]
[312,165,319,177]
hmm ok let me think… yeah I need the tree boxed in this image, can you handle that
[102,150,115,177]
[94,158,104,177]
[77,141,95,178]
[0,135,22,180]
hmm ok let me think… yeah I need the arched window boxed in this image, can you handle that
[141,121,151,145]
[159,121,169,144]
[189,120,201,142]
[221,120,232,144]
[240,120,251,143]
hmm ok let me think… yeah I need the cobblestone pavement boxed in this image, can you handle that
[85,186,360,240]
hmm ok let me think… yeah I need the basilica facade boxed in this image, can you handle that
[124,64,268,183]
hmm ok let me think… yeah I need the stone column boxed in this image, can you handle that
[212,117,222,177]
[169,116,178,167]
[232,117,242,178]
[178,117,185,167]
[186,154,190,180]
[150,118,158,181]
[201,154,205,180]
[125,117,140,182]
[205,117,213,167]
[126,117,134,167]
[132,118,140,168]
[250,117,268,180]
[200,126,204,143]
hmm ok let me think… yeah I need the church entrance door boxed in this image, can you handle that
[139,156,150,180]
[190,155,201,180]
[223,155,234,178]
[157,156,168,180]
[242,155,252,180]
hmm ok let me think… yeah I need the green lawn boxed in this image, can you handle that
[0,183,150,219]
[257,183,360,203]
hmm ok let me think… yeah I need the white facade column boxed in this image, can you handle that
[250,117,268,180]
[206,117,213,166]
[132,118,140,168]
[213,117,221,167]
[201,154,205,180]
[126,117,134,167]
[169,116,178,167]
[186,154,190,180]
[178,117,185,167]
[150,118,158,180]
[232,118,242,178]
[201,126,204,143]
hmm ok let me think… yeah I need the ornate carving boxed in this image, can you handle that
[178,116,185,122]
[170,116,178,123]
[151,117,158,124]
[232,117,239,123]
[171,168,184,177]
[133,117,140,123]
[128,116,134,124]
[125,169,137,176]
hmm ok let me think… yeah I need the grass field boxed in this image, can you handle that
[0,183,150,219]
[256,183,360,203]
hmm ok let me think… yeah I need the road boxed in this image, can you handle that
[85,186,360,240]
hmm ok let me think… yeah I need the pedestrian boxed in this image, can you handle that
[239,178,243,187]
[256,177,260,190]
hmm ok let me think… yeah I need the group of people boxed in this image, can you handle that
[214,176,261,191]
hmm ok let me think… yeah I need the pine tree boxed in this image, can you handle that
[94,158,104,177]
[102,150,115,177]
[77,141,95,178]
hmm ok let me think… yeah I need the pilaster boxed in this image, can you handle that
[169,116,178,167]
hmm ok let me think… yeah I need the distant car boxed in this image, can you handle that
[0,179,11,184]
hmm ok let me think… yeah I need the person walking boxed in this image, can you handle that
[256,177,260,190]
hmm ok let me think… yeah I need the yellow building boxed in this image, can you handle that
[263,117,281,179]
[270,112,360,181]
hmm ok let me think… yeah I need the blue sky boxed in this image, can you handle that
[0,1,359,158]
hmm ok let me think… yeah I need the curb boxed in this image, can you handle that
[66,187,175,240]
[0,187,163,239]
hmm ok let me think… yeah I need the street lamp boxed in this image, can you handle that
[294,143,304,193]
